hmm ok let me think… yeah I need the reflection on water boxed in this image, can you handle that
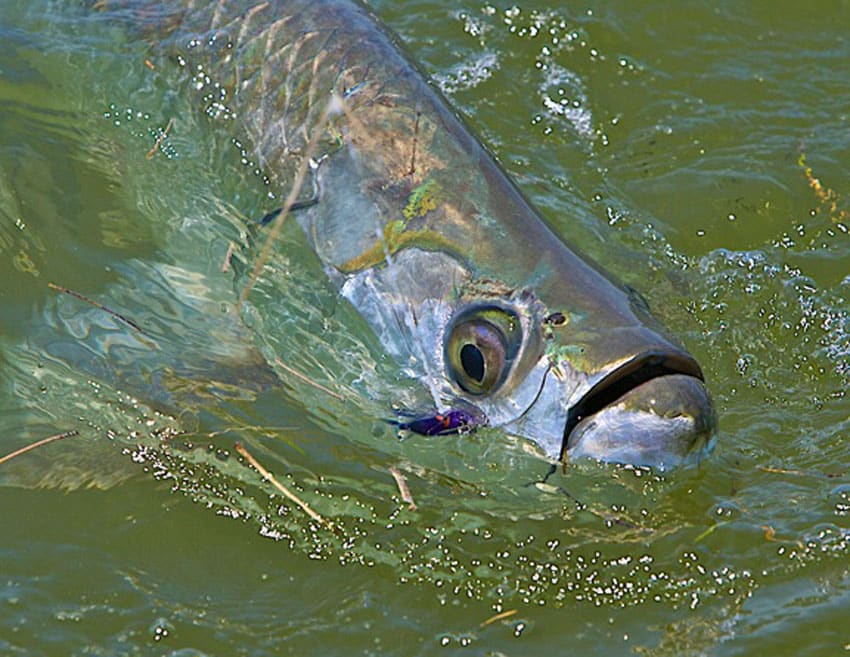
[0,1,848,655]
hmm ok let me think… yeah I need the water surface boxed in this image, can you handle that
[1,1,848,655]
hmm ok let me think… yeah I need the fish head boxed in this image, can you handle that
[338,244,715,470]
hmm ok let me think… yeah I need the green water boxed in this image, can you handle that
[1,1,848,655]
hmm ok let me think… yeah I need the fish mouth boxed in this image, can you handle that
[560,351,710,462]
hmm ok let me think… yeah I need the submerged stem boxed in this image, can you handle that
[0,430,80,466]
[234,442,334,531]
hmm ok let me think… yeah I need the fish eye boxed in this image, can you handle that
[445,306,521,395]
[460,343,485,382]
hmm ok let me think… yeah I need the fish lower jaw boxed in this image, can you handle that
[565,374,716,470]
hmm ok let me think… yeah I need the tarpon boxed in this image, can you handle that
[90,0,715,468]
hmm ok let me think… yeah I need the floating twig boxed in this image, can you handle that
[762,524,803,548]
[239,95,339,305]
[274,358,344,401]
[480,609,518,628]
[798,148,849,224]
[757,464,844,479]
[0,430,80,466]
[48,282,151,337]
[758,465,802,476]
[206,424,297,439]
[144,58,156,71]
[234,442,334,531]
[694,522,725,544]
[146,117,174,160]
[388,466,417,511]
[221,241,236,273]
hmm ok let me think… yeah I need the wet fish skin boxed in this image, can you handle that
[97,0,715,467]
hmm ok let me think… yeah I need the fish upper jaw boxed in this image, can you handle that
[560,350,716,469]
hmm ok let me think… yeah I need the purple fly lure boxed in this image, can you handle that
[394,408,485,437]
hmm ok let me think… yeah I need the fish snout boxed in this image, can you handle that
[562,351,716,469]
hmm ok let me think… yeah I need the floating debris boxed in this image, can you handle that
[146,117,174,160]
[234,442,335,532]
[48,282,151,337]
[274,358,344,401]
[480,609,518,628]
[388,466,417,511]
[0,430,80,466]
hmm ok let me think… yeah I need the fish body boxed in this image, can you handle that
[94,0,715,467]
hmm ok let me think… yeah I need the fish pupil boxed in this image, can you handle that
[461,343,485,383]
